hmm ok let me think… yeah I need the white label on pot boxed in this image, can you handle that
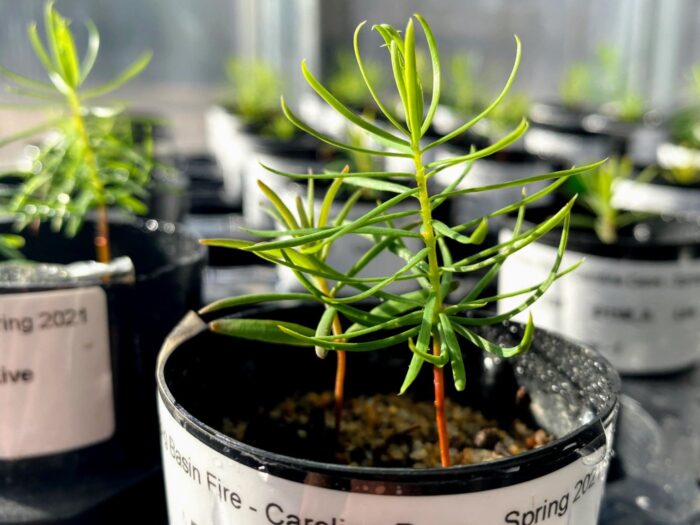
[0,287,114,459]
[498,234,700,373]
[523,128,609,164]
[159,398,610,525]
[613,178,700,216]
[205,106,245,204]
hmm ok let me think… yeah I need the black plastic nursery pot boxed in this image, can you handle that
[157,305,620,525]
[0,218,204,489]
[498,202,700,374]
[178,154,237,215]
[525,102,621,165]
[147,167,190,224]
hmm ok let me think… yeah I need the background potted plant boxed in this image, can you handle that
[622,64,700,217]
[0,4,203,520]
[206,57,336,225]
[206,58,290,206]
[526,44,664,167]
[611,160,700,219]
[499,156,700,374]
[157,14,618,525]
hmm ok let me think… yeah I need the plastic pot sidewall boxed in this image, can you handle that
[0,220,204,482]
[497,221,700,374]
[524,126,610,165]
[614,142,700,217]
[525,102,613,164]
[148,168,190,224]
[157,308,620,525]
[612,178,700,218]
[205,105,245,205]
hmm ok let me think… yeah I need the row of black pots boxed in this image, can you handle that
[523,102,700,221]
[524,101,667,166]
[210,99,700,223]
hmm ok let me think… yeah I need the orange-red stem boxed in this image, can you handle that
[94,205,111,264]
[334,348,346,434]
[317,278,347,435]
[433,336,450,467]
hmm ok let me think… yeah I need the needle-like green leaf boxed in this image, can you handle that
[415,13,441,136]
[433,217,488,245]
[453,313,534,358]
[281,97,412,158]
[82,51,152,99]
[315,306,338,358]
[301,60,410,147]
[399,349,425,395]
[439,314,465,391]
[354,21,408,134]
[278,325,420,351]
[210,319,315,347]
[79,19,100,84]
[423,35,523,152]
[199,293,316,315]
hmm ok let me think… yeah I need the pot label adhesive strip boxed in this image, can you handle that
[498,235,700,372]
[159,399,609,525]
[0,287,114,459]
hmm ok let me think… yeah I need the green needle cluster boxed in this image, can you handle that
[0,2,153,243]
[201,14,602,394]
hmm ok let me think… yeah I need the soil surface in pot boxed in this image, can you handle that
[166,305,619,477]
[223,391,551,468]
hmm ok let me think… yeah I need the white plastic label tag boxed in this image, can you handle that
[498,234,700,373]
[613,178,700,216]
[159,398,609,525]
[523,128,609,164]
[0,287,114,459]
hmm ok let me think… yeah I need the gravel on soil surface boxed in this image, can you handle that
[223,391,551,468]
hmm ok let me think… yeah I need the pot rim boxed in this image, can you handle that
[0,216,205,290]
[156,309,620,492]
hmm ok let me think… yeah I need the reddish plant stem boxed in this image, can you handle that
[316,279,346,434]
[433,335,450,467]
[333,327,346,434]
[68,91,111,265]
[94,205,111,264]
